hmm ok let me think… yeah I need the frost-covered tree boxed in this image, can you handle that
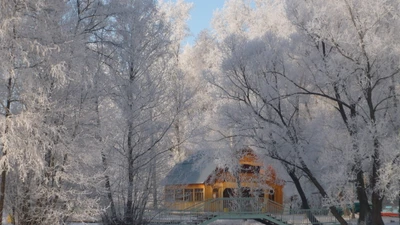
[211,31,348,224]
[207,1,400,224]
[0,1,110,224]
[0,0,196,224]
[284,0,400,224]
[207,1,347,224]
[212,0,292,40]
[158,0,194,163]
[91,0,193,224]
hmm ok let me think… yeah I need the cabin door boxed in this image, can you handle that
[223,188,234,198]
[211,188,220,211]
[241,187,252,212]
[223,188,234,211]
[212,188,219,199]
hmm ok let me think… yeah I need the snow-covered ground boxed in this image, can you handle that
[208,217,400,225]
[2,216,399,224]
[62,216,400,225]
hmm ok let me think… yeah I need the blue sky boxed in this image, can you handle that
[183,0,225,45]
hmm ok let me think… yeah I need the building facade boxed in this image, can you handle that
[162,149,284,211]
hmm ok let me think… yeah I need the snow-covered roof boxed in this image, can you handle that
[162,153,217,186]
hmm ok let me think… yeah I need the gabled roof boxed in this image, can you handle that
[162,153,217,186]
[162,148,285,187]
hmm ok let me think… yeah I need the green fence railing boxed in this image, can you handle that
[146,198,342,225]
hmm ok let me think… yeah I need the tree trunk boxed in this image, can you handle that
[151,160,158,209]
[173,119,183,162]
[150,111,158,209]
[0,77,14,225]
[101,152,117,222]
[95,94,117,222]
[124,123,134,224]
[370,139,384,225]
[0,170,6,225]
[19,177,32,225]
[355,169,371,225]
[370,192,383,225]
[334,96,371,225]
[302,167,348,225]
[288,169,323,225]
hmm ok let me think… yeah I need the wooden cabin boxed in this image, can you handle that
[162,149,284,212]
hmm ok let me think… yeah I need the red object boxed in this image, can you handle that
[381,211,399,217]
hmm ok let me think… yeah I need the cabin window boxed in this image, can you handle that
[268,189,275,201]
[167,188,202,202]
[175,189,184,201]
[194,188,204,201]
[184,189,193,201]
[240,164,260,173]
[165,189,174,202]
[269,194,275,201]
[253,189,264,198]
